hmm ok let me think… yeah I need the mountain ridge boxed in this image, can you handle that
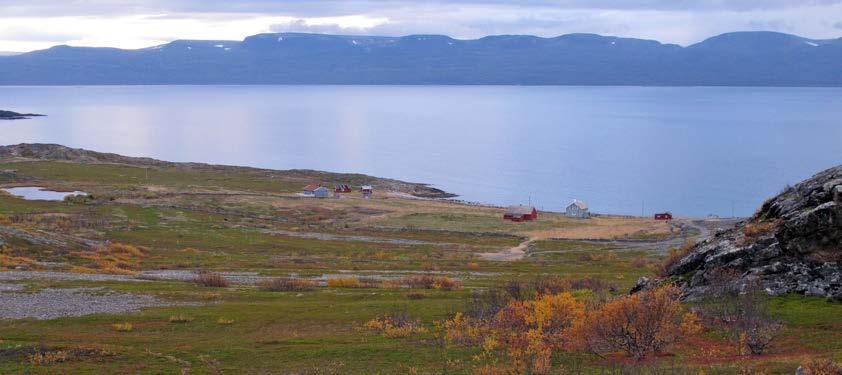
[1,31,840,86]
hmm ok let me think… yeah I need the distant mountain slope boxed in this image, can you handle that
[0,31,840,86]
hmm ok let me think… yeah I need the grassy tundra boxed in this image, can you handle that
[0,145,839,374]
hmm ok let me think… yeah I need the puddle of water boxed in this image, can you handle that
[1,187,87,201]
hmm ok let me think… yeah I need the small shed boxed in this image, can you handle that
[504,205,538,222]
[335,184,352,193]
[361,185,373,199]
[565,200,589,219]
[302,184,320,196]
[654,212,673,221]
[314,186,330,198]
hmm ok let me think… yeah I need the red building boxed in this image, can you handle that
[504,205,538,222]
[334,184,352,193]
[654,212,673,221]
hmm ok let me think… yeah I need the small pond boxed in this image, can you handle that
[1,187,87,201]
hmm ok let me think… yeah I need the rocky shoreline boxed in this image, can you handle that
[0,143,456,199]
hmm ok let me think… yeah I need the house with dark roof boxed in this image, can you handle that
[565,199,590,219]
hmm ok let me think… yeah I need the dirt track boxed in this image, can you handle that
[480,218,742,261]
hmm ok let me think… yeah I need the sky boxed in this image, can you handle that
[0,1,841,52]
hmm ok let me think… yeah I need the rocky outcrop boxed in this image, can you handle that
[664,165,842,300]
[0,110,44,120]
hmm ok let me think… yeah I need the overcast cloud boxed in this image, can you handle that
[0,0,840,52]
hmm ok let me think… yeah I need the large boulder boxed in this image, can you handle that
[664,165,842,300]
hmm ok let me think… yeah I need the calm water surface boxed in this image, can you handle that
[1,187,87,201]
[2,85,841,216]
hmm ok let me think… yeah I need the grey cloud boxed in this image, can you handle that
[4,0,842,17]
[269,20,367,35]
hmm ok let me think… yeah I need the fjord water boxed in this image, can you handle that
[2,85,840,217]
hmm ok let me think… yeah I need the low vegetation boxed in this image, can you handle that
[0,153,837,373]
[194,271,229,288]
[257,277,318,292]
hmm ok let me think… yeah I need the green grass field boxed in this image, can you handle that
[1,159,840,374]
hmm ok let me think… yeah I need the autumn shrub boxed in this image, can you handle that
[327,277,361,288]
[631,257,650,269]
[194,271,229,288]
[112,322,133,332]
[466,288,510,322]
[566,277,617,294]
[534,277,569,295]
[257,277,318,292]
[27,350,71,365]
[366,308,427,338]
[402,275,461,290]
[437,286,701,372]
[437,312,487,347]
[168,314,194,323]
[575,286,702,360]
[69,242,146,275]
[405,292,427,300]
[743,220,780,239]
[533,276,616,296]
[0,245,36,268]
[800,359,842,375]
[26,347,116,366]
[502,280,526,300]
[701,272,781,355]
[358,277,384,288]
[487,292,585,373]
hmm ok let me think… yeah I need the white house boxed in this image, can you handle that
[565,199,590,218]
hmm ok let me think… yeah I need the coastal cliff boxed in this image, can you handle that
[657,164,842,299]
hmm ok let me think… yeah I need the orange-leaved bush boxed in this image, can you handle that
[483,292,584,374]
[574,285,702,360]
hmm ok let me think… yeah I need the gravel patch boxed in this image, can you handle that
[0,271,138,283]
[0,287,181,320]
[140,270,265,285]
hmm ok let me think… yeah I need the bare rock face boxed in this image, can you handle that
[665,165,842,300]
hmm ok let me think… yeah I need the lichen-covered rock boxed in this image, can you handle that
[665,164,842,300]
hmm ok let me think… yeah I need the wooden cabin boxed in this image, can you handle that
[504,205,538,222]
[565,200,590,219]
[654,212,673,221]
[361,185,373,199]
